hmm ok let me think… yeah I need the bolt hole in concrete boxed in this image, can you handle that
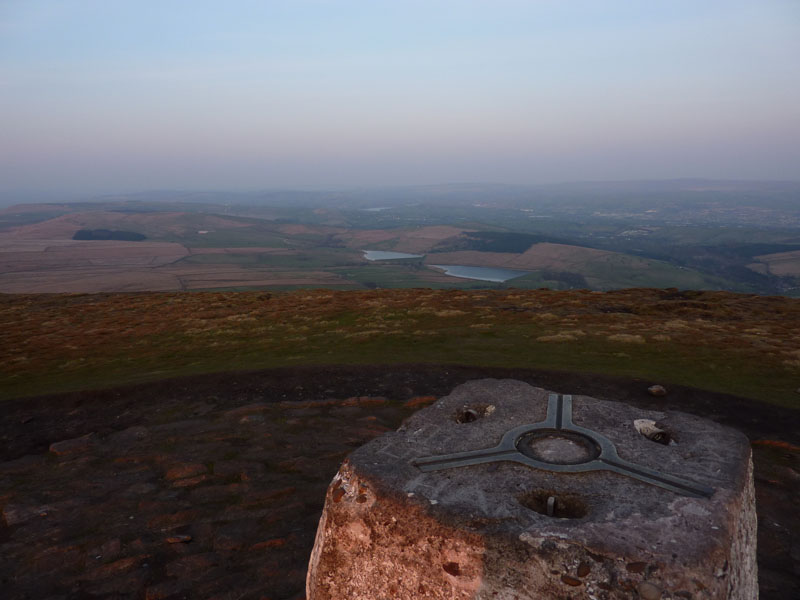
[454,404,495,424]
[518,490,589,519]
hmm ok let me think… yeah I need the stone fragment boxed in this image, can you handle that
[81,556,142,581]
[638,580,663,599]
[633,419,671,445]
[627,561,648,573]
[341,395,389,407]
[307,379,758,600]
[147,509,201,531]
[164,462,207,481]
[171,474,208,487]
[648,384,668,397]
[2,503,54,526]
[561,574,582,586]
[166,534,192,544]
[89,538,122,561]
[49,433,95,456]
[404,395,438,408]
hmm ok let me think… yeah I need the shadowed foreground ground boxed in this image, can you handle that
[1,365,798,599]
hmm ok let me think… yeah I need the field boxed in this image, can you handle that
[3,187,799,295]
[752,249,800,277]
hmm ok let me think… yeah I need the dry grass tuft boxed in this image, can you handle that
[536,333,578,342]
[607,334,646,344]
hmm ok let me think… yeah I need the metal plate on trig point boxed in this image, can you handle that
[413,393,714,498]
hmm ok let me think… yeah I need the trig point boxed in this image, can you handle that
[307,379,757,599]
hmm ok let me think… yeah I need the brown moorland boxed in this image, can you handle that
[6,211,253,239]
[329,224,476,253]
[424,241,616,270]
[0,289,799,598]
[1,288,798,406]
[0,364,797,599]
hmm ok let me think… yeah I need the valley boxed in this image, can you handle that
[1,181,799,295]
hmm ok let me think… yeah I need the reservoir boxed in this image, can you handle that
[429,264,529,282]
[363,250,423,261]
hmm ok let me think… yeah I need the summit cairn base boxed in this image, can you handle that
[307,379,757,599]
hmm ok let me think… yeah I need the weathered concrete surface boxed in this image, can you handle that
[307,379,758,599]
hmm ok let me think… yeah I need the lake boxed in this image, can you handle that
[363,250,423,261]
[429,264,529,282]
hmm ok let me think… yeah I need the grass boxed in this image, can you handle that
[331,265,424,288]
[491,272,573,290]
[2,288,799,408]
[178,248,360,269]
[578,254,730,291]
[248,249,361,269]
[172,229,293,248]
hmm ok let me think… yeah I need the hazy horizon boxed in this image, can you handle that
[2,1,799,195]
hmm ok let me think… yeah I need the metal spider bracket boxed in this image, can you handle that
[412,394,714,498]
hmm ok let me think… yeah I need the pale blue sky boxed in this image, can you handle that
[1,0,799,193]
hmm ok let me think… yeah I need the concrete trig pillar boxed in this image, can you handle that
[307,379,757,599]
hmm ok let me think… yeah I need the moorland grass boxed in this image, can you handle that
[1,289,798,407]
